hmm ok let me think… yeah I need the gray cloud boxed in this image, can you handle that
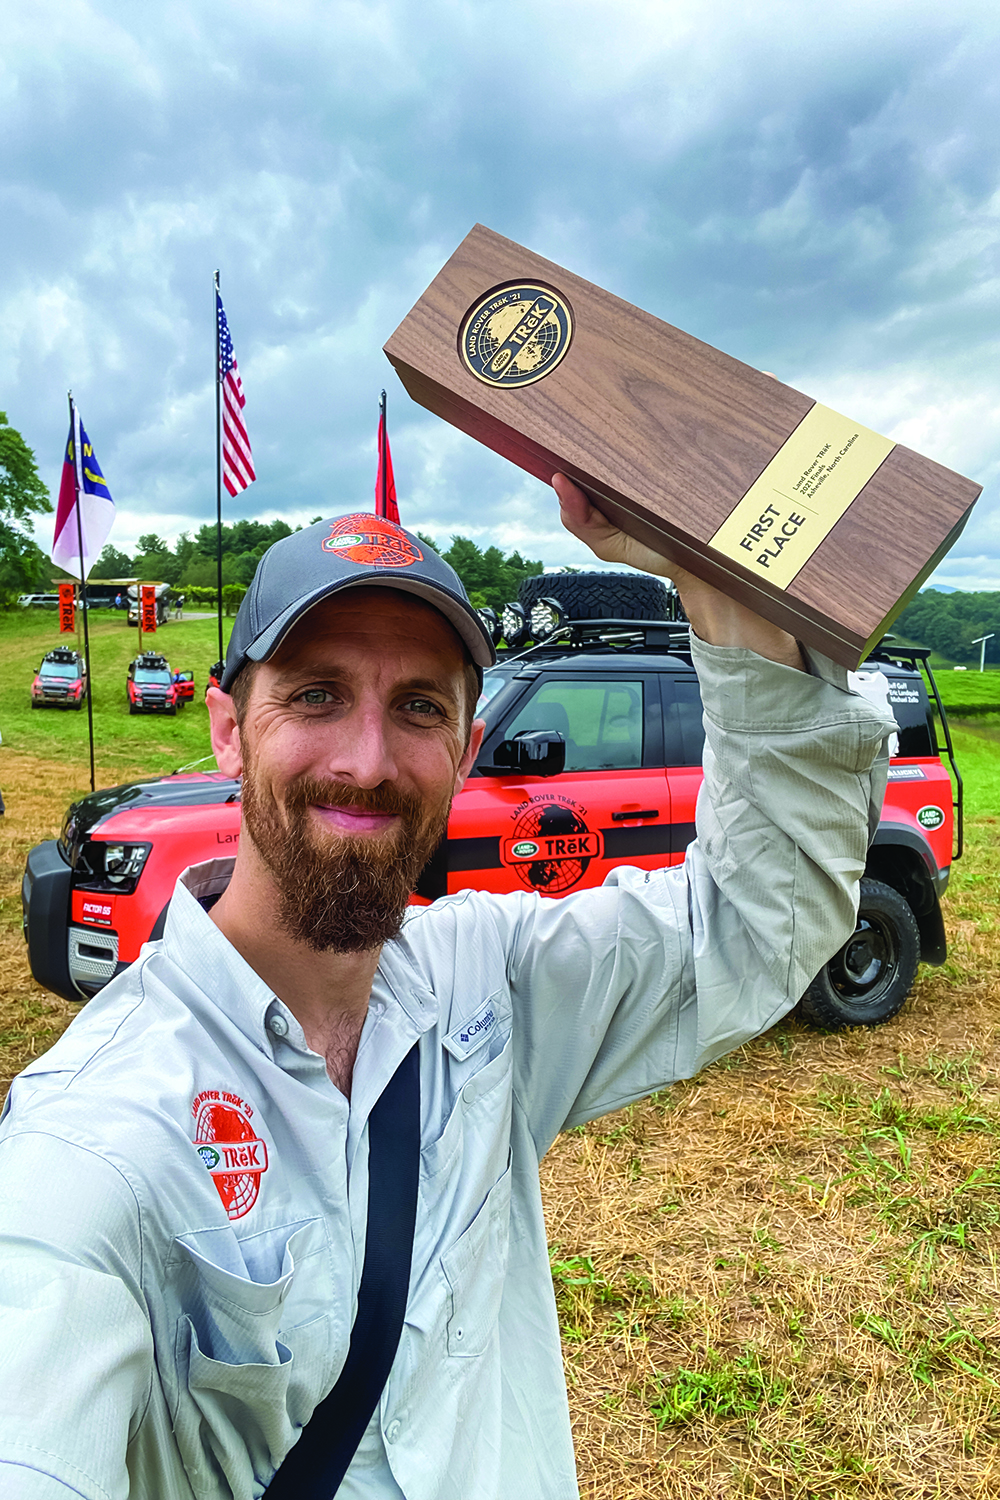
[2,0,998,582]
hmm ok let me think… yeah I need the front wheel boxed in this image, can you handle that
[799,878,920,1030]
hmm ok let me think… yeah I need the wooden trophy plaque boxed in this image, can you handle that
[383,225,981,668]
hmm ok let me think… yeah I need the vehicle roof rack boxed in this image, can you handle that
[498,618,693,664]
[866,640,932,666]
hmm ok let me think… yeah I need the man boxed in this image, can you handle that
[0,476,893,1499]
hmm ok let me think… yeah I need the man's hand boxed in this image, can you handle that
[553,472,805,671]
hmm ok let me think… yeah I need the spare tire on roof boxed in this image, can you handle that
[518,570,672,622]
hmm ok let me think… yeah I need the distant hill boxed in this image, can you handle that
[895,588,1000,665]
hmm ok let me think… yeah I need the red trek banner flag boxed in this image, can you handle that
[52,409,115,579]
[58,582,76,634]
[375,410,399,524]
[141,585,158,635]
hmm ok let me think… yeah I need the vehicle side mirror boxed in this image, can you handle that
[496,730,566,778]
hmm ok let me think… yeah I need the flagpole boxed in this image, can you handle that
[214,271,224,668]
[68,391,97,793]
[379,390,387,519]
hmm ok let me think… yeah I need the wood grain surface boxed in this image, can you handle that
[384,225,981,666]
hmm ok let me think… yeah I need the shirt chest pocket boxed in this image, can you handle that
[167,1217,336,1497]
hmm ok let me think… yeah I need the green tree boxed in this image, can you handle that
[179,554,219,589]
[0,412,53,599]
[135,533,183,585]
[895,589,1000,664]
[91,543,134,578]
[440,536,543,610]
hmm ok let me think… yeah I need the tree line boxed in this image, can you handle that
[88,524,545,609]
[894,589,1000,665]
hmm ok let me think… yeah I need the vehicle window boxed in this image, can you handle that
[881,672,935,757]
[663,678,705,767]
[504,679,644,771]
[135,668,171,683]
[39,660,79,678]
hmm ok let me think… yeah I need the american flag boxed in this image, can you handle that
[217,291,255,496]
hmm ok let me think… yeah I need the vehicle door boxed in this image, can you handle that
[443,670,671,898]
[174,671,195,704]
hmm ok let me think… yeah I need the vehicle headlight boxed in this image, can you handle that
[75,840,152,894]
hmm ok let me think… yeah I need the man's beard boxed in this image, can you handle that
[240,763,451,953]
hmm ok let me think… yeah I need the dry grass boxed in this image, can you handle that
[2,749,1000,1495]
[0,746,151,1093]
[543,820,1000,1497]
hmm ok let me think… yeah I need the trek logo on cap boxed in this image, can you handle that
[321,513,423,569]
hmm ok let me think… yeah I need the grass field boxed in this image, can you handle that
[934,670,1000,706]
[0,607,234,784]
[2,611,1000,1496]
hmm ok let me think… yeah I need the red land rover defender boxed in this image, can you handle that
[126,653,195,715]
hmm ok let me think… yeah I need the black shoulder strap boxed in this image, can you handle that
[265,1041,421,1498]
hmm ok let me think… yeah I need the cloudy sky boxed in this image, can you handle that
[4,0,999,585]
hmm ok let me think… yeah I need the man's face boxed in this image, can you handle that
[216,588,484,952]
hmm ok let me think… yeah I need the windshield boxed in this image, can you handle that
[475,670,511,714]
[135,668,171,684]
[40,660,79,678]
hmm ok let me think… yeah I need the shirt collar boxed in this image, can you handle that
[163,859,442,1056]
[163,860,280,1056]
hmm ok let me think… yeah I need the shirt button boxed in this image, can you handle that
[385,1420,401,1443]
[462,1082,476,1104]
[268,1013,289,1038]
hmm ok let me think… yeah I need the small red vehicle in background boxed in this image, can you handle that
[30,648,88,710]
[126,652,195,715]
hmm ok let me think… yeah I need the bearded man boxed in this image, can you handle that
[0,477,894,1500]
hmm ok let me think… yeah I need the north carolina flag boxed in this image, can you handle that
[52,408,115,579]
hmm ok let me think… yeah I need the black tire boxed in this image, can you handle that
[129,703,138,715]
[799,878,920,1030]
[518,571,671,622]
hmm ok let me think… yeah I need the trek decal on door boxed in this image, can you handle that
[501,795,603,892]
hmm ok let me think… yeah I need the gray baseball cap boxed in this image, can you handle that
[220,512,496,692]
